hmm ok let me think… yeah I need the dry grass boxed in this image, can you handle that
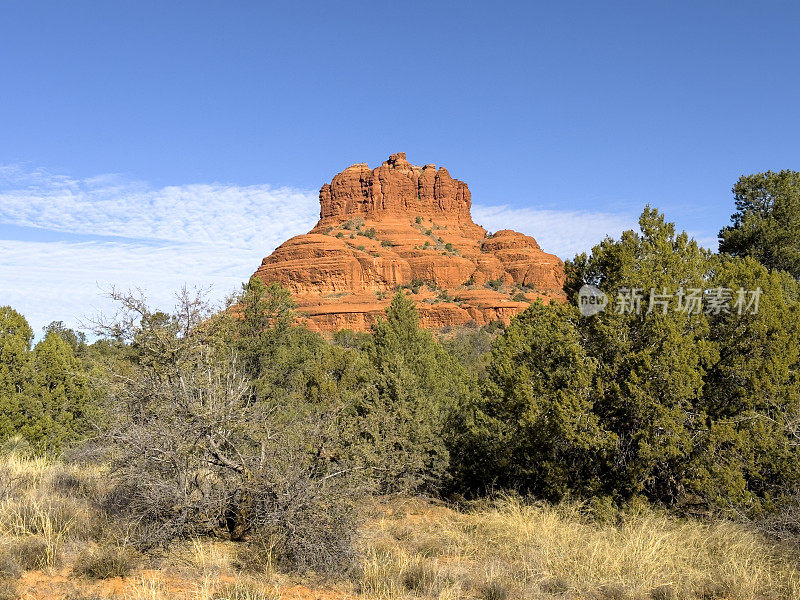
[113,574,280,600]
[355,496,800,599]
[200,578,281,600]
[0,451,107,575]
[122,575,165,600]
[3,452,800,600]
[188,539,236,574]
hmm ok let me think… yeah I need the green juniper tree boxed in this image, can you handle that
[42,320,87,356]
[692,255,800,509]
[367,292,472,491]
[470,301,612,500]
[28,331,93,451]
[719,170,800,277]
[568,207,717,503]
[0,308,96,452]
[458,207,800,513]
[0,307,35,445]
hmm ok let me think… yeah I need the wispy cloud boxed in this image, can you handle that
[472,204,638,260]
[0,165,319,248]
[0,166,318,333]
[0,239,257,332]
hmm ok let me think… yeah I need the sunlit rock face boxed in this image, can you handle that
[254,153,565,332]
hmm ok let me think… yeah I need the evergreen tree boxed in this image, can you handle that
[28,331,93,451]
[42,320,87,356]
[719,170,800,277]
[0,307,35,444]
[692,256,800,508]
[468,207,800,511]
[474,301,612,500]
[367,292,471,490]
[568,207,717,502]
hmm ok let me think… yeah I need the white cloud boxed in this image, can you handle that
[0,166,319,333]
[472,204,638,260]
[0,239,259,333]
[0,165,319,248]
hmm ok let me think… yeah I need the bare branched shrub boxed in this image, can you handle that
[95,287,374,572]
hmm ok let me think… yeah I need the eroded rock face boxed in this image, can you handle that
[253,153,565,332]
[318,152,475,227]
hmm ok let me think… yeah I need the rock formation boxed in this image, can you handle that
[253,153,565,332]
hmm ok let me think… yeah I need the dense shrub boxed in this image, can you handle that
[92,280,469,570]
[463,301,612,499]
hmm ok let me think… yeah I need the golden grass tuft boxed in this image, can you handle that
[188,538,235,574]
[0,451,104,573]
[122,575,166,600]
[356,495,800,599]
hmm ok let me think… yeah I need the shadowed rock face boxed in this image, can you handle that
[253,153,565,332]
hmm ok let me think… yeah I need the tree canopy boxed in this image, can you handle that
[719,170,800,277]
[456,208,800,512]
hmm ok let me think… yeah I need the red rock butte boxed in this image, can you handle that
[253,153,565,332]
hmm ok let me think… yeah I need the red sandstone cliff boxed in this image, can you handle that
[253,153,565,332]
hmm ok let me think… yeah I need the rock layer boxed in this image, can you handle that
[253,153,565,332]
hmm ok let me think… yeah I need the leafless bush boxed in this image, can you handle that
[95,288,371,573]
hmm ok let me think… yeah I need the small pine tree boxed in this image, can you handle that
[367,293,470,491]
[28,332,92,451]
[0,307,35,444]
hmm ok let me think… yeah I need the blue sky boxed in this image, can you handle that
[1,1,799,331]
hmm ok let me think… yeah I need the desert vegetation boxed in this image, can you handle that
[3,451,800,599]
[2,171,800,598]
